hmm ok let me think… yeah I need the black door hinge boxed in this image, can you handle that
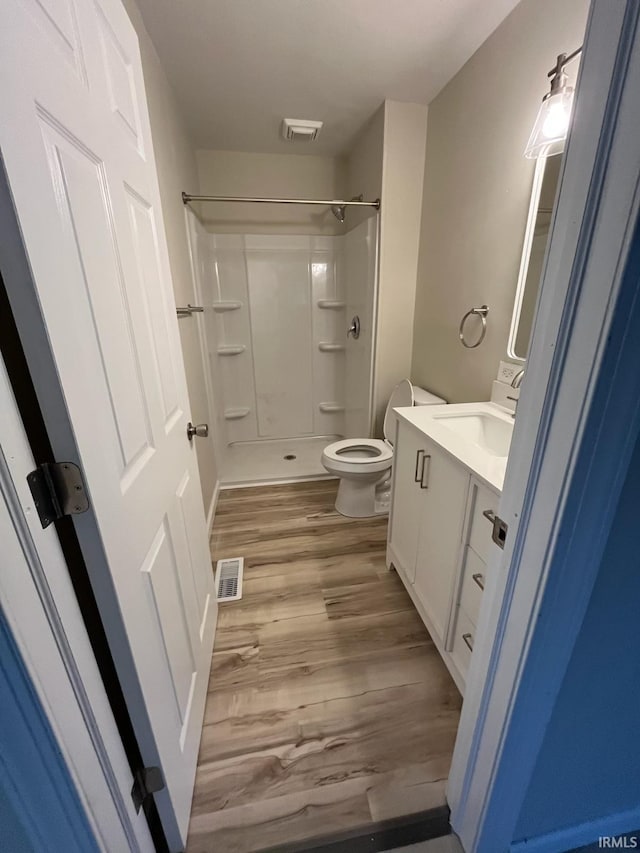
[131,766,165,813]
[26,462,89,529]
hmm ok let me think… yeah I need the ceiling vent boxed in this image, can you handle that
[281,118,323,142]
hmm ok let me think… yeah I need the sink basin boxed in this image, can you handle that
[432,411,513,457]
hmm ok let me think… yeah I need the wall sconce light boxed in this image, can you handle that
[524,47,582,159]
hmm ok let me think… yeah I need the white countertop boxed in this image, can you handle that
[393,401,512,493]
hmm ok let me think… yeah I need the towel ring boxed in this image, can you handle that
[459,305,489,349]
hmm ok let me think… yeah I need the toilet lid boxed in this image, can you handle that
[383,379,414,443]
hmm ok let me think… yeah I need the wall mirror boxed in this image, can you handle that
[508,152,563,361]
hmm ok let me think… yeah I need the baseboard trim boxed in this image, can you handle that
[220,474,336,490]
[206,480,220,535]
[258,806,451,853]
[510,805,640,853]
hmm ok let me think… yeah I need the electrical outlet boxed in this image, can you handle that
[497,360,521,384]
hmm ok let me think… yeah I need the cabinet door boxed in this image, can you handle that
[414,439,469,642]
[389,421,427,582]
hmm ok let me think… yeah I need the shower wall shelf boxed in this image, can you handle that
[224,408,251,420]
[217,345,246,356]
[319,402,345,413]
[317,300,346,310]
[212,301,243,313]
[319,343,346,352]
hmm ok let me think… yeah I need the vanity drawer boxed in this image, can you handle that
[451,607,475,681]
[468,482,500,564]
[459,546,486,627]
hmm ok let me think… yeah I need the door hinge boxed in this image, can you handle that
[26,462,89,529]
[491,514,509,550]
[131,766,165,813]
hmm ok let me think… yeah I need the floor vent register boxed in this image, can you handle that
[214,557,244,602]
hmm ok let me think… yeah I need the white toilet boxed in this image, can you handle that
[321,380,446,518]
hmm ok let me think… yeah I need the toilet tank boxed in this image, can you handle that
[412,386,446,406]
[383,381,445,444]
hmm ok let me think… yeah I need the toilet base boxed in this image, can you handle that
[334,476,389,518]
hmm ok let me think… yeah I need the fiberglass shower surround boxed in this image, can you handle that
[195,219,377,449]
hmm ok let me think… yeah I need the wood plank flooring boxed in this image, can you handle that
[187,480,462,853]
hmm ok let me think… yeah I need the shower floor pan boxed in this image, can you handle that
[220,436,339,487]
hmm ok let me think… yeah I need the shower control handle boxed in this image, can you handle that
[347,315,360,340]
[187,422,209,441]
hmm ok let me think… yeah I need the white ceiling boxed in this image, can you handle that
[135,0,522,157]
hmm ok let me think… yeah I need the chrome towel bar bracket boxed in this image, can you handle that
[459,305,489,348]
[176,304,204,317]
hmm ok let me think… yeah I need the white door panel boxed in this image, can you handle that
[0,0,216,847]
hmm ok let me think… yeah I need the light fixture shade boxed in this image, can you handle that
[524,90,574,159]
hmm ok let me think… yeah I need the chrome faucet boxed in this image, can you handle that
[507,369,525,419]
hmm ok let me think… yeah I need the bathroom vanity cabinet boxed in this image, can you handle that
[387,415,501,694]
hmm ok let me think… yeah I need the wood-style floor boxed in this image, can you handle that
[187,480,462,853]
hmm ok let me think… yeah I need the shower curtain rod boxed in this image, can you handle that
[181,192,381,209]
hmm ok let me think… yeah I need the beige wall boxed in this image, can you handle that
[121,0,219,513]
[347,101,429,433]
[346,105,385,231]
[411,0,590,403]
[195,150,347,235]
[376,101,429,431]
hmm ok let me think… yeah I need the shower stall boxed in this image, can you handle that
[185,194,379,486]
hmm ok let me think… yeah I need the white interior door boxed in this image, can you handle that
[0,0,216,847]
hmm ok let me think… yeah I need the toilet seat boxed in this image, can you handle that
[322,438,392,474]
[321,380,446,517]
[322,380,414,476]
